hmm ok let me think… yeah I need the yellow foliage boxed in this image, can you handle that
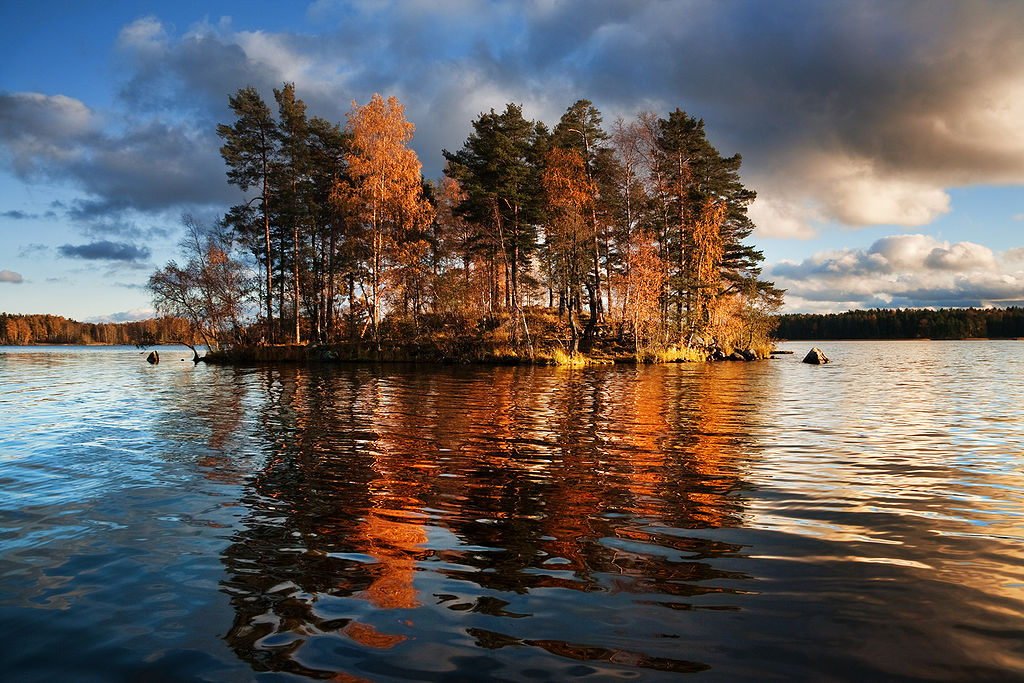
[651,345,706,364]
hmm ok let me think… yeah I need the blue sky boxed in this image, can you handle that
[2,0,1023,321]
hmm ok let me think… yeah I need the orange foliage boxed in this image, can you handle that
[624,234,667,355]
[690,198,726,337]
[343,94,434,336]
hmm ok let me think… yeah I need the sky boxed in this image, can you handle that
[1,0,1023,321]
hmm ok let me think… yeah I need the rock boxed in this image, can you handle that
[726,351,747,361]
[802,347,830,364]
[146,350,159,364]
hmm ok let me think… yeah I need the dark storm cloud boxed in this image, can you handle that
[304,0,1024,231]
[0,92,238,229]
[4,1,1024,238]
[57,240,151,262]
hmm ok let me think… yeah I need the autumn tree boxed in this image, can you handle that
[689,198,726,342]
[542,147,592,354]
[551,100,617,342]
[148,215,253,357]
[343,94,433,344]
[624,234,667,358]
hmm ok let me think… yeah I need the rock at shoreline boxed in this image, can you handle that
[802,347,830,364]
[146,350,159,364]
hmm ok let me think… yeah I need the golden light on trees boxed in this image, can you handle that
[344,94,434,343]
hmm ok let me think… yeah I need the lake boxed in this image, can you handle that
[1,341,1022,681]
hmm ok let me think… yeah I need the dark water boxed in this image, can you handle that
[1,342,1022,681]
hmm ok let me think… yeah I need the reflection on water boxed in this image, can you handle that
[218,365,752,679]
[1,342,1023,680]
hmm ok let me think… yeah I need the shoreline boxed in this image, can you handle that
[202,341,771,366]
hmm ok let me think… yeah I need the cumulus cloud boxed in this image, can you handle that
[86,306,156,323]
[769,234,1024,310]
[57,241,151,262]
[0,269,23,283]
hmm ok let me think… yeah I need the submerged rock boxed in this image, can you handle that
[802,347,830,364]
[146,350,159,364]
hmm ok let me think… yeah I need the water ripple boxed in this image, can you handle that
[1,343,1023,679]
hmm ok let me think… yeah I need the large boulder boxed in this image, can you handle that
[802,347,830,364]
[146,350,159,364]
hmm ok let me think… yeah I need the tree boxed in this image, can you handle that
[652,109,779,342]
[274,83,311,344]
[306,116,350,342]
[542,147,592,354]
[148,216,253,357]
[343,94,433,344]
[689,198,726,341]
[624,233,667,358]
[218,86,279,341]
[443,104,548,351]
[552,100,617,343]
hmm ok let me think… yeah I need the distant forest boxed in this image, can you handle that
[0,313,190,346]
[776,307,1024,340]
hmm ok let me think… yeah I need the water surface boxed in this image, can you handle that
[1,342,1022,680]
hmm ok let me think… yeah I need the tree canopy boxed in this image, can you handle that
[154,85,785,360]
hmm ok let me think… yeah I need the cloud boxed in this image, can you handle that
[57,240,151,262]
[0,269,23,283]
[86,306,156,323]
[0,92,237,231]
[5,1,1024,240]
[18,243,49,257]
[769,234,1024,311]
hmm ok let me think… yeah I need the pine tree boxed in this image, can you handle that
[218,86,280,342]
[443,104,548,350]
[274,83,310,343]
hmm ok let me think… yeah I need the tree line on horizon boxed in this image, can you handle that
[776,307,1024,340]
[0,313,191,346]
[149,84,782,358]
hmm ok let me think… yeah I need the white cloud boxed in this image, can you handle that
[234,31,315,86]
[814,157,953,227]
[0,269,24,283]
[769,234,1024,311]
[117,16,168,52]
[749,196,819,239]
[86,306,156,323]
